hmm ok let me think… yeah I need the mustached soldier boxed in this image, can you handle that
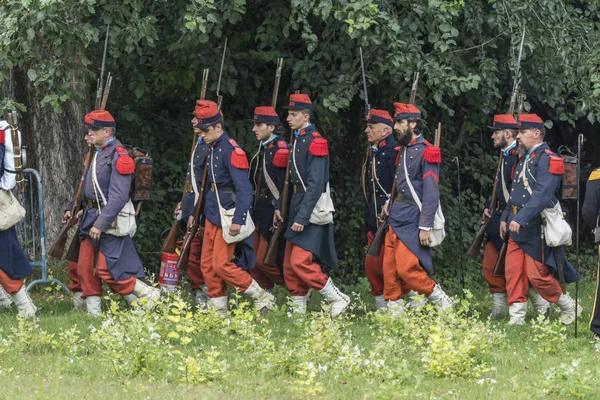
[500,113,581,325]
[249,106,288,292]
[79,110,160,315]
[273,93,350,316]
[0,117,38,317]
[380,103,453,314]
[194,100,275,315]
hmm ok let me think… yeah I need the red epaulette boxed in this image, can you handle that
[394,146,401,166]
[0,129,4,144]
[309,132,328,156]
[545,149,565,175]
[230,147,249,169]
[273,141,289,168]
[509,147,517,155]
[115,146,135,175]
[423,142,441,164]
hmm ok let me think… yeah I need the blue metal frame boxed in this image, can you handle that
[19,168,70,293]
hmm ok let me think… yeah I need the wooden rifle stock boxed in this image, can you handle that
[49,145,94,259]
[176,164,208,271]
[465,153,502,259]
[366,176,397,257]
[493,239,507,276]
[264,136,294,266]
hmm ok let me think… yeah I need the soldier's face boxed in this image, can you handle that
[365,123,389,144]
[84,134,93,146]
[394,120,412,145]
[516,128,541,151]
[491,129,509,149]
[88,127,108,146]
[253,122,273,141]
[287,110,309,131]
[201,126,218,143]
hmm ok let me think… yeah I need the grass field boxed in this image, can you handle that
[0,269,599,400]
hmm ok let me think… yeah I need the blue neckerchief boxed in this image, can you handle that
[197,136,203,145]
[503,141,516,157]
[294,123,312,138]
[262,134,278,149]
[371,145,378,153]
[96,137,115,150]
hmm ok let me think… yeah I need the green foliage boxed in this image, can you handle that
[530,314,567,354]
[530,359,599,399]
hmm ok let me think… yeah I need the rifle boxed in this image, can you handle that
[215,38,228,111]
[466,29,526,259]
[359,47,371,205]
[100,73,113,110]
[6,111,26,192]
[359,47,370,120]
[95,23,111,110]
[366,70,420,257]
[161,68,210,255]
[262,59,288,267]
[493,235,507,275]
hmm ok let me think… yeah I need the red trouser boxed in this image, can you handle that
[68,261,82,292]
[184,233,205,290]
[283,242,328,296]
[482,242,506,293]
[249,231,286,290]
[382,229,435,301]
[200,220,252,298]
[77,238,136,297]
[365,231,385,296]
[0,269,23,294]
[505,238,562,304]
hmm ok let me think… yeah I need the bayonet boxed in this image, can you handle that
[359,47,370,120]
[95,22,111,110]
[215,38,228,110]
[508,28,526,115]
[271,58,284,108]
[409,71,420,105]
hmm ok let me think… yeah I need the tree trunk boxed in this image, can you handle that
[4,69,88,247]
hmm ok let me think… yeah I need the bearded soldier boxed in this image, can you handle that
[380,103,453,313]
[79,110,160,315]
[500,113,580,325]
[249,106,288,292]
[194,100,275,315]
[582,158,600,337]
[0,117,38,317]
[273,93,350,316]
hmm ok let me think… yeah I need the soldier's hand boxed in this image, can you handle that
[62,210,72,224]
[173,202,182,220]
[482,208,491,221]
[90,227,102,241]
[509,220,521,234]
[500,221,507,238]
[229,223,241,237]
[76,209,84,223]
[273,210,283,230]
[187,216,195,230]
[419,230,432,246]
[379,203,390,222]
[291,222,304,232]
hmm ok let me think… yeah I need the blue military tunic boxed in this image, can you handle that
[204,132,255,270]
[251,135,288,240]
[486,143,518,251]
[501,142,579,283]
[0,120,33,279]
[80,138,145,281]
[364,135,399,235]
[582,168,600,336]
[279,124,338,271]
[181,138,211,222]
[388,135,440,275]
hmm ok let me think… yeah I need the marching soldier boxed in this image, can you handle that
[171,108,212,306]
[0,116,38,317]
[273,93,350,316]
[500,113,580,325]
[194,100,275,315]
[380,103,453,313]
[580,156,600,336]
[362,109,403,310]
[79,110,160,315]
[249,106,288,292]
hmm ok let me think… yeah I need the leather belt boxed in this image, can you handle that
[293,185,327,194]
[494,200,506,211]
[210,183,235,192]
[86,199,100,209]
[257,188,269,198]
[510,205,521,215]
[395,193,417,205]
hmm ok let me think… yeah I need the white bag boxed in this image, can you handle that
[292,140,335,225]
[210,150,255,244]
[0,189,25,231]
[92,153,137,237]
[403,149,445,247]
[522,161,571,247]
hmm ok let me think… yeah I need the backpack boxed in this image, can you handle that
[110,145,153,207]
[557,145,577,200]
